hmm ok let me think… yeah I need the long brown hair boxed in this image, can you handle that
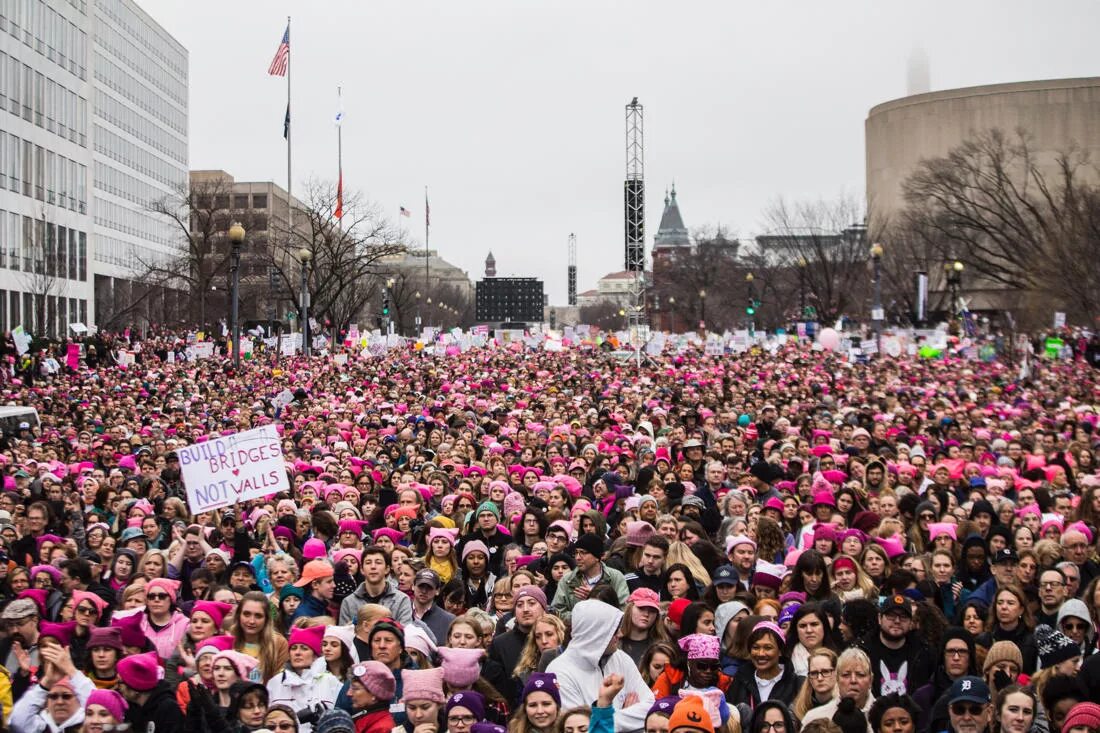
[232,590,285,681]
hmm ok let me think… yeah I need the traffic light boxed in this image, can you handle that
[746,298,755,316]
[382,289,391,317]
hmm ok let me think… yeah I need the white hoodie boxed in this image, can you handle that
[546,599,655,733]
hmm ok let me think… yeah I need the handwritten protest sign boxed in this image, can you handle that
[178,425,289,513]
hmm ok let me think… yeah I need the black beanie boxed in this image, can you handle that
[574,533,605,558]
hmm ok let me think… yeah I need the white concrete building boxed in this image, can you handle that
[0,0,186,337]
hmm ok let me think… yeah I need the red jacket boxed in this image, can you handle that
[355,708,396,733]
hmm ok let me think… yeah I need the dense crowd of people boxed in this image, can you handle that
[0,334,1098,733]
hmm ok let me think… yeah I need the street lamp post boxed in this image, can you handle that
[299,248,312,356]
[414,291,422,337]
[698,289,707,333]
[745,273,755,335]
[227,222,245,368]
[870,242,884,352]
[797,258,807,319]
[945,260,964,318]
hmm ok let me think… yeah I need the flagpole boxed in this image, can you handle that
[336,85,343,224]
[286,15,292,233]
[424,185,430,309]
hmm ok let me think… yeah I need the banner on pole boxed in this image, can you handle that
[178,425,289,513]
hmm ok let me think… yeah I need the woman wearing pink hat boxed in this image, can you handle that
[136,578,189,661]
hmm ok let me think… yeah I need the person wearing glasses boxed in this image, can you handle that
[793,648,838,721]
[136,577,189,661]
[913,628,977,733]
[1055,599,1094,659]
[1036,569,1069,628]
[800,648,875,729]
[10,639,93,733]
[748,700,799,733]
[445,690,487,733]
[651,633,731,700]
[265,703,301,733]
[858,595,934,697]
[944,676,993,733]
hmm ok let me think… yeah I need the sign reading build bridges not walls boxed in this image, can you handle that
[178,425,290,513]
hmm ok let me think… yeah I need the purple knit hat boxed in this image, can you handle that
[521,671,560,706]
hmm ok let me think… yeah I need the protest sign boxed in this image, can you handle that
[178,424,289,513]
[12,326,30,355]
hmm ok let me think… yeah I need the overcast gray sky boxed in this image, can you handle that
[142,0,1100,304]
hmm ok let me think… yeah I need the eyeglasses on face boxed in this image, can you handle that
[944,648,969,657]
[75,605,97,616]
[1040,581,1065,589]
[145,593,170,601]
[47,693,75,701]
[690,660,721,671]
[267,722,296,731]
[758,723,786,732]
[951,703,985,717]
[808,668,835,679]
[1062,621,1088,631]
[448,716,476,726]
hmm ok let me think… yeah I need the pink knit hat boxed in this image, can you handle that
[352,660,396,700]
[288,625,326,656]
[438,646,485,688]
[86,689,128,722]
[212,649,259,678]
[401,667,446,704]
[116,651,163,692]
[625,520,655,548]
[302,538,328,560]
[191,601,234,629]
[146,578,181,604]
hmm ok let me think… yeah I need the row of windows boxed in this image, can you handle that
[0,209,88,281]
[0,130,88,212]
[94,0,184,80]
[0,0,89,82]
[93,232,173,271]
[93,50,184,137]
[0,290,88,338]
[92,160,169,212]
[93,89,185,164]
[93,195,175,247]
[93,124,185,190]
[0,51,88,148]
[93,14,185,108]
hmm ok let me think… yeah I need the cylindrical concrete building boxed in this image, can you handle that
[866,77,1100,219]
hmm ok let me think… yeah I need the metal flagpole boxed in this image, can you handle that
[337,85,342,221]
[425,185,430,307]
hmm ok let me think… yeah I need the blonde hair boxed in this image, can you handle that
[793,648,838,719]
[666,541,711,586]
[515,615,566,678]
[829,555,877,600]
[354,603,393,635]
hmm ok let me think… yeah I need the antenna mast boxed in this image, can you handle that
[567,233,577,306]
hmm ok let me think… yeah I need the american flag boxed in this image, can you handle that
[399,207,411,218]
[268,26,290,76]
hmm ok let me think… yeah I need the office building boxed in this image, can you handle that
[0,0,187,337]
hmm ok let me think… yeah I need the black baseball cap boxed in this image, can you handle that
[992,547,1018,565]
[880,594,913,618]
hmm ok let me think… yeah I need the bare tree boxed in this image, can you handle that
[652,225,747,331]
[758,195,870,324]
[579,300,625,330]
[264,180,405,335]
[900,128,1100,323]
[21,211,65,337]
[146,175,253,328]
[868,206,952,325]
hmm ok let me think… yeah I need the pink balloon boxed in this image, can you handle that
[819,327,840,350]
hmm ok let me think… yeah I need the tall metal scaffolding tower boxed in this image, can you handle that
[567,233,577,306]
[624,98,647,347]
[624,98,645,274]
